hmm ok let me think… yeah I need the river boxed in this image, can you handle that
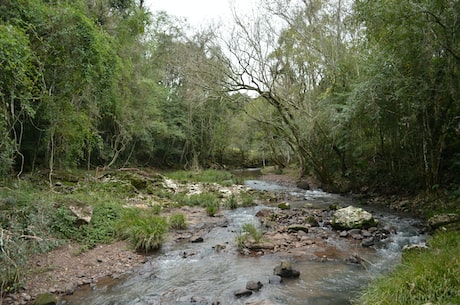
[63,177,425,305]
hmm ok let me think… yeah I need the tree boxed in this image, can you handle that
[353,0,460,191]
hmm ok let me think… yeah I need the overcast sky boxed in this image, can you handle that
[143,0,256,28]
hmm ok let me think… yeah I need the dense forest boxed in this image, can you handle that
[1,0,459,194]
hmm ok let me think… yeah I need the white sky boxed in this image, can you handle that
[143,0,257,28]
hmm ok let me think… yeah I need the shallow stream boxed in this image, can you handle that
[64,177,425,305]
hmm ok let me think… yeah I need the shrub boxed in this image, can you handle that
[169,213,187,230]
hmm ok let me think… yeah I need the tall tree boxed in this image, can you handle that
[353,0,460,191]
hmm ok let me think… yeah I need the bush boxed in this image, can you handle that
[169,213,187,230]
[356,231,460,305]
[115,208,168,252]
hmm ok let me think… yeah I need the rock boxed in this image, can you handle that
[256,209,273,218]
[402,243,428,255]
[348,229,361,235]
[191,296,209,304]
[332,206,377,230]
[339,230,348,237]
[287,225,309,234]
[268,275,283,284]
[296,180,310,190]
[428,213,460,230]
[246,280,263,291]
[33,293,57,305]
[273,261,300,278]
[304,216,319,227]
[68,200,93,224]
[277,202,290,210]
[361,237,374,247]
[190,236,204,243]
[234,289,252,298]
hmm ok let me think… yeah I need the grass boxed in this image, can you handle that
[164,169,237,185]
[235,223,264,250]
[356,231,460,305]
[115,208,168,252]
[169,213,187,230]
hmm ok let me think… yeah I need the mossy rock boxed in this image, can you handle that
[278,202,290,210]
[34,293,57,305]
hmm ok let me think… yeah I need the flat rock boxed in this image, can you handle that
[234,289,253,298]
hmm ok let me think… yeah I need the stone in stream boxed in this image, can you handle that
[332,206,377,230]
[190,296,209,304]
[246,280,263,291]
[273,261,300,278]
[268,275,283,284]
[190,235,204,243]
[361,237,374,247]
[234,289,252,298]
[287,224,309,234]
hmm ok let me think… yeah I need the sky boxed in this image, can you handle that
[143,0,256,29]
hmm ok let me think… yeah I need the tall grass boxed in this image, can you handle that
[356,231,460,305]
[115,208,168,252]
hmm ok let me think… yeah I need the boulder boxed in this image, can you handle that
[246,280,263,291]
[273,261,300,278]
[68,200,93,224]
[427,213,460,230]
[332,206,377,230]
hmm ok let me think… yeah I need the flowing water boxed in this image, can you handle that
[64,177,425,305]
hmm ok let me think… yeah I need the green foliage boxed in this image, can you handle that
[51,202,122,250]
[356,231,460,305]
[115,208,168,252]
[0,183,62,294]
[165,170,236,185]
[168,213,187,230]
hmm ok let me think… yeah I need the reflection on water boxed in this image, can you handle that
[64,179,425,305]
